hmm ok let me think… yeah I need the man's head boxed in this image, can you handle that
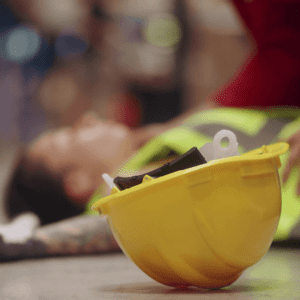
[27,112,156,203]
[6,111,161,224]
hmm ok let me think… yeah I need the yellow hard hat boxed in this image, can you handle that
[92,136,288,288]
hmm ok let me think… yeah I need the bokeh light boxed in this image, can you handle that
[145,13,181,48]
[2,26,41,64]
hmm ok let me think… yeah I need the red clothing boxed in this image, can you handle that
[214,0,300,107]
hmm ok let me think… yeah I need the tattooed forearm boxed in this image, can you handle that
[33,215,120,256]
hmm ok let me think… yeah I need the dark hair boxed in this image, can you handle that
[5,151,85,226]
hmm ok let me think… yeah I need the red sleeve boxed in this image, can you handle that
[212,0,300,108]
[213,48,300,107]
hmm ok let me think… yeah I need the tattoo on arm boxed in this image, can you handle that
[33,215,120,256]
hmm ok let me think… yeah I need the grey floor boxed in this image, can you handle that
[0,247,299,300]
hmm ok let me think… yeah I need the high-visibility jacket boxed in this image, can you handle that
[88,108,300,241]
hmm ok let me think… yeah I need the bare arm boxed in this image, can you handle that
[33,215,120,256]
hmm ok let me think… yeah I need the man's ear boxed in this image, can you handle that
[63,170,95,205]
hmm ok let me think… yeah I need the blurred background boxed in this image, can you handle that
[0,0,249,218]
[0,0,250,135]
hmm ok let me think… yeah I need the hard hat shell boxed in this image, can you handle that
[92,142,289,288]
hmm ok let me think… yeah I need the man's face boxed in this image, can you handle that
[28,113,137,203]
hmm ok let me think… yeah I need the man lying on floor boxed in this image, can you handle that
[2,0,300,259]
[1,107,300,260]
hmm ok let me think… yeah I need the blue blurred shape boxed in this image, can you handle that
[55,34,88,59]
[0,26,41,64]
[6,26,41,63]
